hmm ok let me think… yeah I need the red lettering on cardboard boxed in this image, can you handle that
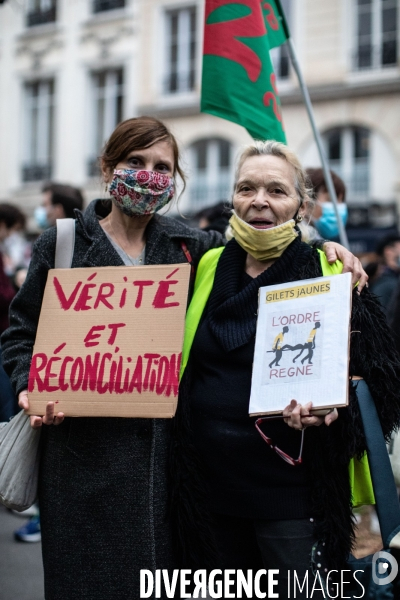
[53,277,82,311]
[97,353,112,394]
[44,356,61,392]
[129,355,143,393]
[28,353,48,392]
[29,350,182,398]
[84,325,106,347]
[107,323,126,345]
[119,289,127,308]
[70,357,84,391]
[94,283,115,310]
[82,352,100,391]
[156,356,170,395]
[59,356,74,391]
[115,356,125,394]
[143,354,161,391]
[74,283,97,311]
[133,281,154,308]
[153,281,180,309]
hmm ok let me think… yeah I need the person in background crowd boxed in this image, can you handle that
[34,182,84,229]
[305,168,348,242]
[0,203,26,422]
[0,204,32,539]
[195,201,232,234]
[2,221,31,285]
[370,234,400,314]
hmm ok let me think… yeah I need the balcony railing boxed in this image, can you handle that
[22,164,52,182]
[27,6,56,27]
[93,0,125,13]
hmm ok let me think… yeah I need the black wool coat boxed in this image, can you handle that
[1,199,224,600]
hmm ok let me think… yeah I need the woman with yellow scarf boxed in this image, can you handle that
[172,141,400,599]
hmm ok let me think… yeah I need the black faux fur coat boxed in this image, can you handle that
[170,241,400,574]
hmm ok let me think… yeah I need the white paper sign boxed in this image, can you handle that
[249,273,352,415]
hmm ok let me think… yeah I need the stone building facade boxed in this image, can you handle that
[0,0,399,249]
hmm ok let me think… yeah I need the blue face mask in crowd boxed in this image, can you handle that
[34,206,49,230]
[314,202,348,239]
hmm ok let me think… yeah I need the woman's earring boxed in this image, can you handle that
[296,215,303,223]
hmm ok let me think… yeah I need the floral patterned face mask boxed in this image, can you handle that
[109,169,175,216]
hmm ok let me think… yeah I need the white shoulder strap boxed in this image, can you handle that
[55,219,75,269]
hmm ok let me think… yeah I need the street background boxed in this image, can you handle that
[0,0,399,253]
[0,505,44,600]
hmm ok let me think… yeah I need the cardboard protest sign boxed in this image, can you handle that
[249,273,352,415]
[27,264,191,418]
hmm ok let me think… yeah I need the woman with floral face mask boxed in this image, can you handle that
[0,117,224,600]
[1,118,366,600]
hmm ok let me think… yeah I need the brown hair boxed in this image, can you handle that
[306,168,346,203]
[0,203,26,230]
[42,182,84,218]
[101,116,186,193]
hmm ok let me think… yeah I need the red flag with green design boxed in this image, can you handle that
[201,0,289,142]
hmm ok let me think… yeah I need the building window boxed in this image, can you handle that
[22,80,54,182]
[270,0,291,80]
[26,0,56,27]
[164,7,197,94]
[93,0,125,13]
[354,0,398,69]
[324,126,370,201]
[88,69,124,176]
[271,44,290,79]
[188,138,233,209]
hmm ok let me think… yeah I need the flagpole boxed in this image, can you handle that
[286,38,349,249]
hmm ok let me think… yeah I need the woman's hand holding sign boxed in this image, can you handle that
[18,390,65,428]
[283,400,338,430]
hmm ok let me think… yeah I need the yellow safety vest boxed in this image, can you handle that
[180,246,375,507]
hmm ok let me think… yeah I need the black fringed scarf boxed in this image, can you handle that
[207,237,314,352]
